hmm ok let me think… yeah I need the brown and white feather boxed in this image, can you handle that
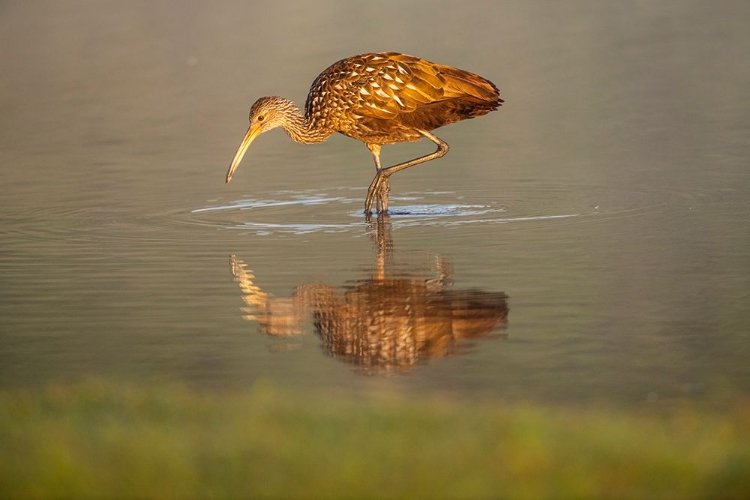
[305,52,502,144]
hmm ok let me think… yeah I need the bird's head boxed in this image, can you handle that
[226,96,293,183]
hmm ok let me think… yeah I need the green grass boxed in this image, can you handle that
[1,379,749,499]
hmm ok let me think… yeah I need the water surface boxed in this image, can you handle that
[1,1,749,407]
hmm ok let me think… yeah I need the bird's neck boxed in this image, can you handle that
[282,105,333,145]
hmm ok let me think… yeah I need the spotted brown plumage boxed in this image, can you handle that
[226,52,503,214]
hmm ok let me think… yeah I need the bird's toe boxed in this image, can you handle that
[376,175,391,213]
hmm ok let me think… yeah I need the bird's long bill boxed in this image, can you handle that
[225,124,260,183]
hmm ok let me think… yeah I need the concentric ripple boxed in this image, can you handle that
[4,181,733,244]
[187,187,590,236]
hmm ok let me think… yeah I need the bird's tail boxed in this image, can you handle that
[438,65,503,109]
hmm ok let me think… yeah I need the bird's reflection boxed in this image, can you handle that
[230,216,509,373]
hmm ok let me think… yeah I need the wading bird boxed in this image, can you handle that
[226,52,502,214]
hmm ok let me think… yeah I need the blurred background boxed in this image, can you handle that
[1,0,750,495]
[0,0,750,492]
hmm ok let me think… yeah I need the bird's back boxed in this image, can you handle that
[305,52,502,145]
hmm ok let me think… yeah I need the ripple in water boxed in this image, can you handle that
[6,180,718,243]
[190,188,583,235]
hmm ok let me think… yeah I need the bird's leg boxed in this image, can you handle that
[365,144,390,214]
[364,131,450,214]
[380,130,450,176]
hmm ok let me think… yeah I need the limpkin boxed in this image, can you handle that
[226,52,503,214]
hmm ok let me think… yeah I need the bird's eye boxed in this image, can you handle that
[257,115,264,122]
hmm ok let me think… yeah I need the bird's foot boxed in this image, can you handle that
[364,173,391,215]
[376,176,391,213]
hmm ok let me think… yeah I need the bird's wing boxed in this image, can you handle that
[346,53,499,121]
[304,52,501,138]
[342,53,439,120]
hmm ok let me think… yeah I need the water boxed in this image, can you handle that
[1,1,749,406]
